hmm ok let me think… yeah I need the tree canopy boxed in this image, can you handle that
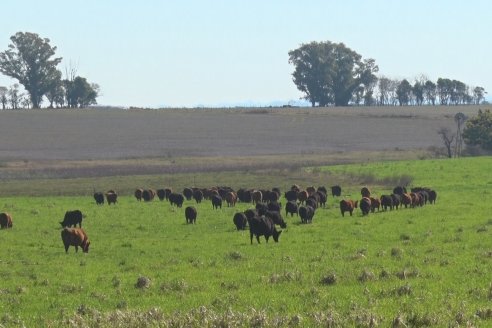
[288,41,378,107]
[462,109,492,150]
[0,32,62,108]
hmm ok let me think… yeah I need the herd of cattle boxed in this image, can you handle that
[0,184,437,251]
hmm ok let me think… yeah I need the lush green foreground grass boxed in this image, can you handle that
[0,157,492,327]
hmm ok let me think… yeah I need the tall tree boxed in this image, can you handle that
[473,86,486,105]
[423,80,437,105]
[413,81,424,106]
[8,84,21,109]
[288,41,378,106]
[437,78,452,105]
[0,32,62,108]
[396,79,412,106]
[0,86,7,109]
[65,76,99,108]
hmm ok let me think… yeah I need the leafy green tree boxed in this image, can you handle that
[413,81,424,106]
[45,70,64,108]
[437,78,452,105]
[396,79,412,106]
[0,32,62,108]
[423,80,437,105]
[65,76,99,108]
[473,86,486,104]
[462,109,492,150]
[288,41,378,106]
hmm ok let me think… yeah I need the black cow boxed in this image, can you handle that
[247,216,282,244]
[169,193,184,208]
[390,194,401,209]
[255,202,268,216]
[183,188,193,201]
[317,191,327,208]
[185,206,197,224]
[233,212,248,230]
[193,189,204,203]
[93,192,104,205]
[428,189,437,204]
[265,211,287,228]
[380,195,394,211]
[331,185,342,197]
[393,186,407,195]
[156,189,166,201]
[299,205,315,224]
[211,194,222,210]
[284,190,298,202]
[244,209,257,220]
[285,201,298,217]
[358,197,372,216]
[267,201,282,212]
[60,210,83,228]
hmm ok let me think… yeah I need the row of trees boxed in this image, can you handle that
[0,32,99,109]
[289,41,487,107]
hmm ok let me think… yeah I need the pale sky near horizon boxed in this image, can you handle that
[0,1,490,108]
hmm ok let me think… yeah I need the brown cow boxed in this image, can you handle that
[61,228,90,253]
[225,191,237,207]
[0,212,13,229]
[252,190,263,204]
[135,188,144,201]
[359,197,372,216]
[297,190,309,204]
[339,200,355,217]
[370,197,381,213]
[401,193,412,208]
[106,191,118,205]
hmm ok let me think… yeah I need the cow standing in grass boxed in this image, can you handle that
[0,212,13,229]
[339,199,356,217]
[60,210,83,228]
[61,228,90,253]
[185,206,197,224]
[247,215,282,244]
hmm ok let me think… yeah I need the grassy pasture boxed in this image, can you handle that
[0,157,491,327]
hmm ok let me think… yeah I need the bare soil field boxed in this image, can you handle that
[0,105,488,179]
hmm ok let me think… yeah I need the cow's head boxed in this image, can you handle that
[82,240,90,253]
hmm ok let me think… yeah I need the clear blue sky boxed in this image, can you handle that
[1,0,490,107]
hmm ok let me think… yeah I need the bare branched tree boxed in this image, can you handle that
[438,127,455,158]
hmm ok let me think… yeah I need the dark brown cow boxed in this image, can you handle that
[358,197,372,216]
[297,190,308,204]
[142,189,155,202]
[370,197,381,213]
[61,228,90,253]
[233,212,248,230]
[360,187,371,198]
[401,193,412,208]
[339,200,355,217]
[380,195,394,211]
[306,186,316,195]
[0,212,13,229]
[252,190,263,204]
[135,188,144,201]
[193,189,204,203]
[106,192,118,205]
[185,206,197,224]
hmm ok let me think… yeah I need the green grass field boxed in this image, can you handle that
[0,157,491,327]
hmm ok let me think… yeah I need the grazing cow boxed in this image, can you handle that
[247,216,282,244]
[106,192,118,205]
[339,199,355,217]
[331,185,342,197]
[211,194,222,210]
[401,193,412,208]
[60,210,83,228]
[299,205,315,224]
[359,197,372,216]
[267,201,282,213]
[265,210,287,228]
[185,206,197,224]
[370,197,381,213]
[285,201,298,217]
[255,202,269,216]
[93,192,104,205]
[192,189,204,203]
[393,186,407,195]
[284,190,298,202]
[156,189,166,201]
[0,212,13,229]
[135,188,144,201]
[61,228,90,253]
[360,187,371,198]
[233,212,248,230]
[183,188,193,201]
[297,190,309,204]
[252,190,263,204]
[169,193,185,208]
[391,194,401,210]
[380,195,394,211]
[142,189,155,202]
[225,192,237,207]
